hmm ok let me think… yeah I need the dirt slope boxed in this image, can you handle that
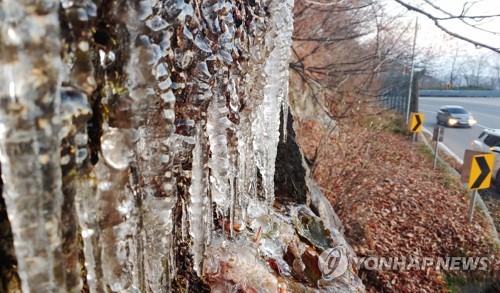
[297,118,499,292]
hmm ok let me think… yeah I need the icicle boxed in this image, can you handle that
[251,0,295,208]
[95,128,140,292]
[280,0,294,143]
[229,176,235,237]
[75,179,105,292]
[181,198,187,241]
[188,123,208,275]
[87,4,148,287]
[138,192,176,293]
[0,1,66,291]
[282,99,289,142]
[124,2,177,290]
[60,87,103,292]
[206,173,213,246]
[206,79,232,214]
[236,18,268,225]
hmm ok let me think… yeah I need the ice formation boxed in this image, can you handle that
[189,123,210,275]
[0,0,364,292]
[0,1,66,291]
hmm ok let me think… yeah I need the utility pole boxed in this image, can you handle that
[406,17,418,125]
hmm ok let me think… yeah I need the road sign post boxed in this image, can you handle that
[433,133,439,169]
[432,126,444,169]
[432,125,444,142]
[469,190,478,223]
[461,151,495,222]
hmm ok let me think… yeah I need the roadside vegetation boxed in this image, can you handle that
[295,111,499,291]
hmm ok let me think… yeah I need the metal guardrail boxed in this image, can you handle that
[419,90,500,97]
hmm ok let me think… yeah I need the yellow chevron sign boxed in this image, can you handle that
[468,154,494,190]
[409,113,424,133]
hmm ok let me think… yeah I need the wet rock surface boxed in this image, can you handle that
[274,108,308,205]
[0,0,364,292]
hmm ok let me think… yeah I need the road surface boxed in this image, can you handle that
[419,97,500,161]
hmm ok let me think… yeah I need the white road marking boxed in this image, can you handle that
[477,123,492,129]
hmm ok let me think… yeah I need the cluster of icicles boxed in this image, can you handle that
[0,0,293,292]
[0,0,363,292]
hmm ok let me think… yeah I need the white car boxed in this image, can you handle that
[471,129,500,191]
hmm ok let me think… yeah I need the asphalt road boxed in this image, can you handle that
[419,97,500,161]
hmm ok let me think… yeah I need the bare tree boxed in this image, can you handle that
[392,0,500,55]
[291,0,415,122]
[459,54,490,87]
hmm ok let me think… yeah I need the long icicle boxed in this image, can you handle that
[188,123,208,275]
[0,1,66,291]
[124,1,179,290]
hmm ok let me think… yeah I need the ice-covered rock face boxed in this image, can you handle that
[0,0,364,292]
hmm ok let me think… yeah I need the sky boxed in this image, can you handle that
[388,0,500,82]
[389,0,500,52]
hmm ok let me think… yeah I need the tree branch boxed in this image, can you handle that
[392,0,500,54]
